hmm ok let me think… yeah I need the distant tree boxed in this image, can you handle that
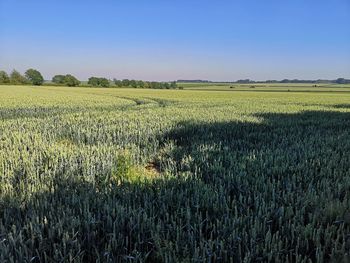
[111,79,182,89]
[236,79,253,84]
[130,79,137,88]
[336,78,345,84]
[88,77,100,86]
[25,69,44,85]
[88,77,109,87]
[0,71,10,84]
[149,81,157,89]
[99,78,110,87]
[64,74,80,87]
[10,70,28,84]
[52,75,66,84]
[122,79,130,86]
[136,80,145,88]
[163,82,170,89]
[114,79,123,87]
[170,81,177,89]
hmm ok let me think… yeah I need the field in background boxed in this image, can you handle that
[1,85,350,262]
[178,82,350,92]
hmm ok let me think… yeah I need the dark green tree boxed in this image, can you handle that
[122,79,130,86]
[64,74,80,87]
[114,79,123,87]
[130,79,137,88]
[88,77,100,86]
[136,80,145,88]
[336,78,345,84]
[10,70,28,84]
[25,69,44,85]
[163,82,170,89]
[149,81,158,89]
[99,78,110,87]
[170,81,177,89]
[88,77,109,87]
[52,75,66,84]
[0,71,10,84]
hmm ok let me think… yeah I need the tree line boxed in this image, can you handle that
[0,69,179,89]
[0,69,80,86]
[0,69,44,85]
[113,79,177,89]
[4,68,348,87]
[85,78,178,89]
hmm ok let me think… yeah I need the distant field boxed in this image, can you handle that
[1,85,350,262]
[178,82,350,92]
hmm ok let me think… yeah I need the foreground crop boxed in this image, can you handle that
[1,85,350,262]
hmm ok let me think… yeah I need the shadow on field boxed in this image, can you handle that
[163,110,350,182]
[1,110,350,262]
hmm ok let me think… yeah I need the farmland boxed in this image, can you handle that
[1,85,350,262]
[178,82,350,92]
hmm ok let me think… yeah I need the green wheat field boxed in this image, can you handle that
[1,84,350,262]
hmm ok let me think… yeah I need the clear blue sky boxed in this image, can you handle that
[1,0,349,81]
